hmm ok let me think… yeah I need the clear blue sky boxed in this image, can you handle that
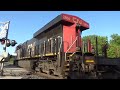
[0,11,120,54]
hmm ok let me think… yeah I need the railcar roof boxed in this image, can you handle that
[33,13,89,38]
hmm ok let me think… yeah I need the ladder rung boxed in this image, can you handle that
[64,72,69,75]
[64,68,70,72]
[97,71,105,73]
[65,60,70,62]
[64,64,70,67]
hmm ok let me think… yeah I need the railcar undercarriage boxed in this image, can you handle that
[19,52,120,79]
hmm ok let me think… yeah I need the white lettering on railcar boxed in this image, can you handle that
[63,15,88,28]
[63,15,71,21]
[73,17,82,25]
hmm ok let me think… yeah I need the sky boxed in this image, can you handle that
[0,11,120,55]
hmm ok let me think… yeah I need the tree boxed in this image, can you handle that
[107,34,120,58]
[82,34,120,58]
[82,35,108,56]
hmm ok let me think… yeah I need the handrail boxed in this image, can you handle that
[43,41,46,55]
[65,36,78,61]
[58,36,62,67]
[58,36,62,52]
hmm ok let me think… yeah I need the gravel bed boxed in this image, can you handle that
[0,63,47,79]
[3,71,47,79]
[21,74,47,79]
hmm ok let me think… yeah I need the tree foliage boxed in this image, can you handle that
[107,34,120,58]
[82,34,120,58]
[82,35,108,56]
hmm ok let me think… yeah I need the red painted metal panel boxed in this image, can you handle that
[62,13,90,53]
[63,26,83,53]
[87,39,92,52]
[76,29,82,47]
[63,24,77,53]
[62,13,89,29]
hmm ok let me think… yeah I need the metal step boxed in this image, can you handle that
[97,71,106,73]
[64,64,70,67]
[64,68,70,72]
[64,72,69,76]
[65,60,70,62]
